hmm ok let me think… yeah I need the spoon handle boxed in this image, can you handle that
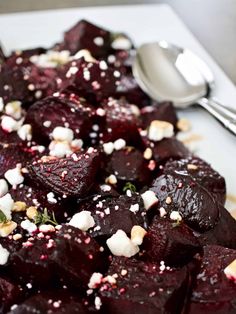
[198,97,236,135]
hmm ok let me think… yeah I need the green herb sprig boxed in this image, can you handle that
[34,208,58,226]
[123,182,137,193]
[0,210,8,224]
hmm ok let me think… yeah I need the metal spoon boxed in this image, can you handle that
[133,41,236,135]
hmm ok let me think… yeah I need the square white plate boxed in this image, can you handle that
[0,4,235,211]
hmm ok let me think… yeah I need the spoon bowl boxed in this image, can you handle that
[133,41,236,134]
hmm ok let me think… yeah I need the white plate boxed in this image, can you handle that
[0,4,236,211]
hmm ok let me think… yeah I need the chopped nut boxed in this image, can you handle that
[148,120,174,142]
[143,148,152,160]
[165,196,172,205]
[26,206,38,220]
[177,118,191,132]
[224,259,236,282]
[187,164,198,170]
[0,221,17,237]
[12,201,27,212]
[131,225,147,245]
[13,233,22,241]
[105,174,117,185]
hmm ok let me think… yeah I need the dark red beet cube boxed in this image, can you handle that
[78,194,148,240]
[99,257,190,314]
[142,216,201,266]
[163,156,226,204]
[27,148,101,197]
[141,101,178,129]
[50,225,107,287]
[187,245,236,314]
[26,93,95,144]
[59,19,112,57]
[105,147,151,188]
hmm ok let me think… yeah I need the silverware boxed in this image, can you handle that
[133,41,236,135]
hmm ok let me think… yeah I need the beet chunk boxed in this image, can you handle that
[142,216,201,266]
[50,225,107,287]
[27,148,101,197]
[0,276,22,312]
[59,19,112,57]
[187,245,236,314]
[106,147,151,187]
[9,290,89,314]
[151,173,236,249]
[99,257,190,314]
[152,137,190,164]
[0,143,35,177]
[163,157,226,204]
[10,234,56,286]
[78,194,148,239]
[101,98,141,144]
[26,93,94,144]
[141,102,178,129]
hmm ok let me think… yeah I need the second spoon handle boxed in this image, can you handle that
[198,97,236,135]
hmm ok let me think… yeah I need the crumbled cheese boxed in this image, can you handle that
[0,179,8,197]
[1,116,23,133]
[71,139,83,150]
[170,211,182,221]
[69,211,95,231]
[0,244,9,265]
[47,192,57,204]
[106,229,139,257]
[159,207,167,217]
[43,120,51,128]
[39,224,55,233]
[111,36,132,50]
[88,272,103,289]
[4,164,24,186]
[100,184,111,192]
[73,49,96,63]
[20,219,37,233]
[130,105,140,117]
[224,259,236,282]
[94,296,102,310]
[51,126,74,142]
[129,203,139,213]
[17,124,32,141]
[0,221,17,237]
[99,60,108,70]
[141,190,158,210]
[94,37,104,46]
[113,138,126,150]
[148,120,174,142]
[49,141,72,158]
[30,50,70,68]
[143,148,152,160]
[105,174,117,185]
[131,225,147,245]
[5,101,22,119]
[0,193,14,220]
[103,142,114,155]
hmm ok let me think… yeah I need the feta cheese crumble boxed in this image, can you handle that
[148,120,174,142]
[141,190,158,210]
[0,244,9,265]
[69,211,95,231]
[0,193,14,220]
[4,164,24,186]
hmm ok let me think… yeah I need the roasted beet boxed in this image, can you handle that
[101,98,141,144]
[0,60,58,105]
[105,147,151,188]
[0,276,22,313]
[10,234,56,286]
[58,19,112,57]
[163,156,226,204]
[141,102,178,129]
[8,290,90,314]
[50,225,107,287]
[78,194,148,240]
[142,216,201,266]
[27,148,101,197]
[152,137,190,164]
[186,245,236,314]
[99,257,190,314]
[0,143,35,177]
[26,93,95,144]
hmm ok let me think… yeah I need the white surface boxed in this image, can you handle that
[0,4,235,210]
